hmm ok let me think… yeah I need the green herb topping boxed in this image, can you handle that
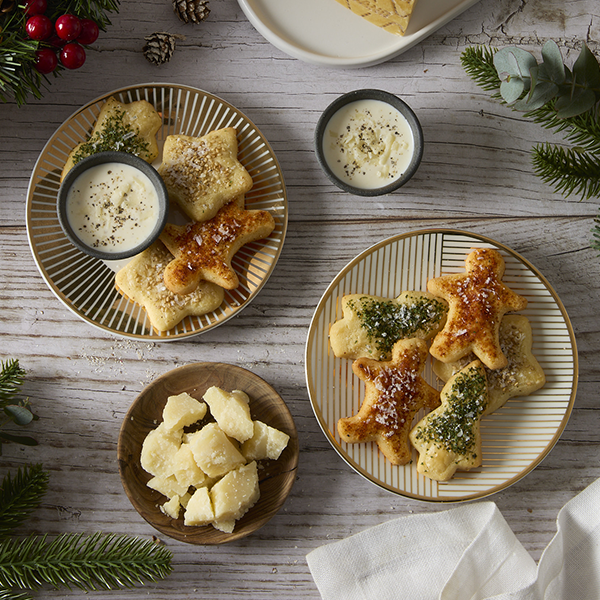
[72,110,150,165]
[413,368,487,457]
[348,296,447,357]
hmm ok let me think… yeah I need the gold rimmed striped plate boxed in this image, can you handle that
[27,84,287,341]
[305,229,578,502]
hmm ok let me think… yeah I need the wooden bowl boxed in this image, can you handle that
[117,362,299,544]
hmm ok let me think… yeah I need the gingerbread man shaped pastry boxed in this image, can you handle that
[427,248,528,370]
[337,338,440,465]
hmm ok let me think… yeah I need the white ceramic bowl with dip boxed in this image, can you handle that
[315,89,424,197]
[57,151,169,261]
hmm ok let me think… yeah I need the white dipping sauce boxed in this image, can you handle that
[66,162,159,253]
[322,99,415,189]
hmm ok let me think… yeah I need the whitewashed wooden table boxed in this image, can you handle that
[1,0,599,597]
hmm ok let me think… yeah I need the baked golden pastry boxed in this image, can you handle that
[115,241,224,332]
[433,315,545,415]
[330,291,448,361]
[160,202,275,293]
[410,360,488,481]
[427,248,528,370]
[61,96,162,180]
[157,128,253,222]
[337,338,440,466]
[333,0,418,36]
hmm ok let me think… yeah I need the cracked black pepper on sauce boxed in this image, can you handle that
[322,99,414,189]
[413,366,487,458]
[348,295,447,358]
[66,162,159,252]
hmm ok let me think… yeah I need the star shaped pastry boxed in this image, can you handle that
[160,202,275,294]
[427,248,528,370]
[433,314,545,415]
[410,360,488,481]
[337,338,440,466]
[158,128,253,222]
[115,241,224,333]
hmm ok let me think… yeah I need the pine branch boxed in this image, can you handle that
[0,360,26,405]
[0,532,172,592]
[460,46,502,94]
[0,465,48,539]
[532,143,600,200]
[0,587,31,600]
[592,211,600,253]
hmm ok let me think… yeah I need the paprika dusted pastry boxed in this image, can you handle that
[427,248,528,370]
[337,338,440,465]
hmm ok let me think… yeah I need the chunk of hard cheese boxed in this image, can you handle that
[171,444,207,488]
[241,420,290,461]
[203,386,254,442]
[162,392,207,432]
[147,474,189,499]
[210,461,260,522]
[160,495,181,519]
[140,423,182,478]
[184,487,215,526]
[188,422,246,477]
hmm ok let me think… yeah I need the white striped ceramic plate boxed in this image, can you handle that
[27,84,287,340]
[305,229,578,502]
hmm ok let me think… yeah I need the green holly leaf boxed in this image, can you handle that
[541,40,566,84]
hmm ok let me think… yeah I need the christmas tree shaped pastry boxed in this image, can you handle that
[330,291,448,361]
[427,248,528,370]
[160,202,275,294]
[410,360,488,481]
[337,338,440,466]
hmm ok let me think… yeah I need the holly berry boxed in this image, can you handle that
[55,14,82,41]
[24,0,47,16]
[60,42,86,69]
[25,14,53,41]
[34,48,58,74]
[77,18,99,45]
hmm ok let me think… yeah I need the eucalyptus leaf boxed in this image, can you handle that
[500,77,526,104]
[494,47,537,78]
[572,44,600,92]
[515,80,559,111]
[0,432,38,446]
[555,87,597,118]
[4,405,34,426]
[541,40,566,84]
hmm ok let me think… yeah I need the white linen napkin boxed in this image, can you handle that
[307,477,600,600]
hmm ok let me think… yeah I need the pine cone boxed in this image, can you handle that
[143,32,182,66]
[173,0,210,24]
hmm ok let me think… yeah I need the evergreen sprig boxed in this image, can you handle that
[461,43,600,252]
[0,466,173,597]
[0,532,173,592]
[0,360,37,453]
[0,464,48,539]
[0,0,119,105]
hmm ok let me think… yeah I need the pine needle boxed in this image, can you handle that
[0,465,48,539]
[460,46,502,95]
[0,532,172,592]
[0,360,26,405]
[532,143,600,200]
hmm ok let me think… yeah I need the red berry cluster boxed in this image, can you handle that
[24,0,100,74]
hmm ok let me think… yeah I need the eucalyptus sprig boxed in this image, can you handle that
[461,42,600,200]
[0,465,173,598]
[461,42,600,253]
[0,360,37,454]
